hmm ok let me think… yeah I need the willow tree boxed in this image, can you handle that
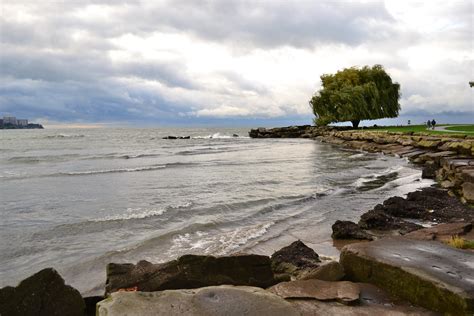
[309,65,401,128]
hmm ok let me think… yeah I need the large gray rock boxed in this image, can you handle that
[331,220,373,240]
[358,209,422,234]
[291,299,437,316]
[270,240,320,278]
[340,237,474,315]
[0,268,85,316]
[299,261,345,281]
[97,285,300,316]
[462,182,474,203]
[404,222,472,241]
[267,279,360,304]
[106,254,278,294]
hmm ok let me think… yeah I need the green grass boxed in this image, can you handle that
[358,124,474,135]
[445,125,474,132]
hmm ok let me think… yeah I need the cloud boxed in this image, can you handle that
[0,0,473,124]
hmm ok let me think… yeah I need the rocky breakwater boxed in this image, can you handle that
[318,130,474,204]
[250,126,474,204]
[1,240,436,315]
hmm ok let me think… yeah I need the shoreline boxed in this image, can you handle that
[249,125,474,204]
[1,126,473,315]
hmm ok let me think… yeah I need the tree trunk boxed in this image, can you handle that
[351,120,360,128]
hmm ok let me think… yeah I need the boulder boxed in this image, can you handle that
[84,296,104,316]
[371,187,474,222]
[462,182,474,203]
[267,279,360,305]
[270,240,320,277]
[446,141,473,155]
[461,168,474,183]
[331,220,373,240]
[401,149,429,159]
[299,261,345,281]
[97,285,299,316]
[404,222,472,241]
[421,163,437,179]
[358,209,422,234]
[290,299,436,315]
[105,254,278,295]
[340,237,474,315]
[0,268,85,316]
[416,140,441,149]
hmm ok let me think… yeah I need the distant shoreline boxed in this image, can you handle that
[0,123,44,129]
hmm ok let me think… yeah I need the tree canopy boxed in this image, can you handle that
[309,65,401,128]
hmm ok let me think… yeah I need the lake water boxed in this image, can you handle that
[0,127,433,295]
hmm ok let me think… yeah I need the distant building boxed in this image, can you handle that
[17,119,28,127]
[3,116,17,125]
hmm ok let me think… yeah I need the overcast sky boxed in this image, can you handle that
[0,0,472,126]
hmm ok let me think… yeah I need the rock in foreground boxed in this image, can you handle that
[331,220,373,240]
[106,254,278,295]
[340,237,474,315]
[270,240,320,277]
[267,279,360,305]
[0,268,85,316]
[97,285,299,316]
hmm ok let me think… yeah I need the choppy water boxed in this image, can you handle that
[0,127,433,295]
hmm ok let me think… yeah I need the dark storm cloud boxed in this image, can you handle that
[113,1,397,48]
[0,77,190,122]
[1,0,472,123]
[0,45,195,89]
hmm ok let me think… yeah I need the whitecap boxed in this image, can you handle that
[93,207,167,222]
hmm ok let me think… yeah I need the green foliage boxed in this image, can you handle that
[309,65,401,127]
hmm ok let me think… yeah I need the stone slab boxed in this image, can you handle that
[340,237,474,315]
[401,150,429,159]
[0,268,85,316]
[404,222,473,241]
[105,254,278,295]
[290,299,436,316]
[97,285,299,316]
[267,279,360,304]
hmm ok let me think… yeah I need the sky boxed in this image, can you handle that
[0,0,473,127]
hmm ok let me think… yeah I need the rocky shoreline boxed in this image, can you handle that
[1,125,473,315]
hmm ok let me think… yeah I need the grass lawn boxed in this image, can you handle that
[445,125,474,132]
[357,124,474,135]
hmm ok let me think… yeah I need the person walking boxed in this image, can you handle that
[431,119,436,130]
[427,120,431,129]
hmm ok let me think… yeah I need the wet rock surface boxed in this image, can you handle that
[106,254,278,295]
[97,285,300,316]
[332,187,474,240]
[270,240,321,278]
[290,299,437,315]
[358,209,422,233]
[298,261,345,282]
[340,237,474,315]
[0,268,85,316]
[331,220,373,240]
[404,222,473,241]
[376,187,474,222]
[268,279,360,304]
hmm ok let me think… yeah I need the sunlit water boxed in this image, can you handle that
[0,127,433,295]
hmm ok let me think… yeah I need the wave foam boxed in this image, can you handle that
[60,165,166,176]
[45,134,85,139]
[167,222,274,256]
[193,133,249,139]
[94,207,167,222]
